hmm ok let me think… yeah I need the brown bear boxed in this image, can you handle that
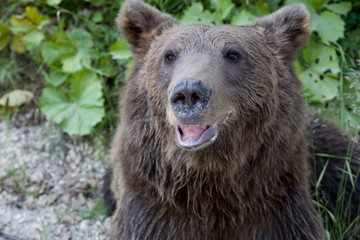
[104,0,360,239]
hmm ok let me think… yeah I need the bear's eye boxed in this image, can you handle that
[225,50,240,62]
[165,52,176,63]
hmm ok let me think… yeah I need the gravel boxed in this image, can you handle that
[0,114,111,240]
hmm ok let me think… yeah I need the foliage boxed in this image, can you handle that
[0,0,359,137]
[0,0,123,135]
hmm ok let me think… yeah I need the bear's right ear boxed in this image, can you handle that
[117,0,176,55]
[253,4,310,62]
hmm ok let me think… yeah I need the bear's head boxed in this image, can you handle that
[118,0,310,153]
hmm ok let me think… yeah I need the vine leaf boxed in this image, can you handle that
[325,2,351,15]
[10,35,25,53]
[312,11,344,44]
[0,22,11,50]
[299,43,340,103]
[231,10,256,26]
[214,0,235,21]
[22,30,44,50]
[46,0,62,6]
[109,36,131,60]
[43,70,67,87]
[10,6,49,34]
[181,2,219,25]
[39,70,105,135]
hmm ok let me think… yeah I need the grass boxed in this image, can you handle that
[79,199,108,220]
[0,166,28,197]
[313,153,360,239]
[313,89,360,239]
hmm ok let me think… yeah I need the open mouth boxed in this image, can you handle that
[175,113,230,149]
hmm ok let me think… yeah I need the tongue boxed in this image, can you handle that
[180,125,208,142]
[176,124,218,149]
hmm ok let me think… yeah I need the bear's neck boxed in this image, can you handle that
[140,126,309,220]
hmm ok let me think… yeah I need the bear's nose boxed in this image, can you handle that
[169,80,212,119]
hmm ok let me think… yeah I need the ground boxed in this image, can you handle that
[0,113,110,240]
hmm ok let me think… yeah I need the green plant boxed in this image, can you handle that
[313,151,360,239]
[80,199,108,220]
[0,166,28,197]
[0,0,123,135]
[0,0,359,138]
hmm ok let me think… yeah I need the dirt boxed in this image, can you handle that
[0,112,111,240]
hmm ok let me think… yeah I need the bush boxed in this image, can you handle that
[0,0,359,136]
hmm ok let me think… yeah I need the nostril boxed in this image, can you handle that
[191,93,201,103]
[178,94,186,102]
[172,93,186,104]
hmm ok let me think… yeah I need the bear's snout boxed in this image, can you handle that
[169,80,212,120]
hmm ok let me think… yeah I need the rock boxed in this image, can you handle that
[30,166,46,183]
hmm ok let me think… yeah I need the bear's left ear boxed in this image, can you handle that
[117,0,177,55]
[253,4,310,62]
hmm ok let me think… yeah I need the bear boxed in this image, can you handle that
[104,0,360,239]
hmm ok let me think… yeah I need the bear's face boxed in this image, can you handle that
[118,0,310,151]
[146,25,278,150]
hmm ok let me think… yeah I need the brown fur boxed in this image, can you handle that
[106,1,359,239]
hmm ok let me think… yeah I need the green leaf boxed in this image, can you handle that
[285,0,316,16]
[22,30,44,50]
[231,10,256,26]
[70,28,93,50]
[299,42,340,103]
[312,11,344,44]
[92,12,103,23]
[61,52,84,73]
[10,35,25,53]
[10,15,34,34]
[181,2,219,25]
[39,87,71,124]
[55,29,93,72]
[95,56,116,77]
[0,22,11,50]
[300,70,338,102]
[325,2,352,15]
[293,60,303,76]
[41,42,62,66]
[109,36,131,60]
[265,0,279,12]
[39,70,105,135]
[42,29,92,72]
[90,0,107,6]
[44,70,67,87]
[10,7,48,34]
[70,71,103,102]
[250,2,270,16]
[47,0,62,6]
[215,0,235,21]
[308,0,329,11]
[24,6,48,26]
[302,42,340,75]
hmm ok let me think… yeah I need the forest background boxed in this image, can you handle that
[0,0,359,136]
